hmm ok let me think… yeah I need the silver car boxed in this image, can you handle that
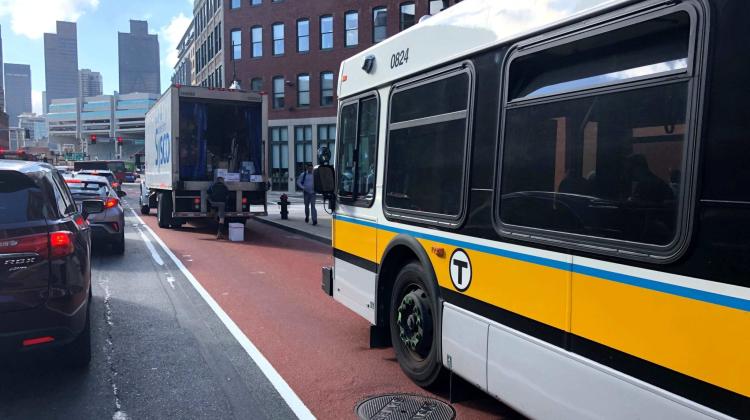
[64,174,126,254]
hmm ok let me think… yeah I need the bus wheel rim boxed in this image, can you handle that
[397,288,432,359]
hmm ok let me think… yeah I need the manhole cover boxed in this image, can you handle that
[355,394,456,420]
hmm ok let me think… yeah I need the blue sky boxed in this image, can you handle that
[0,0,193,114]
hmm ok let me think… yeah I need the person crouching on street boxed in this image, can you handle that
[208,176,230,239]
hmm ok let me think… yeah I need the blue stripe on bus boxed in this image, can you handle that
[333,214,750,312]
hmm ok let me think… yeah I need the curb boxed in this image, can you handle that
[253,216,331,245]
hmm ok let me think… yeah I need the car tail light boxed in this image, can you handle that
[65,179,82,184]
[49,231,75,259]
[104,197,119,209]
[23,336,55,347]
[112,182,120,188]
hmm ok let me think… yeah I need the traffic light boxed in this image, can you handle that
[90,134,97,144]
[117,136,123,145]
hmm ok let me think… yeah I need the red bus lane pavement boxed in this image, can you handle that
[124,188,516,419]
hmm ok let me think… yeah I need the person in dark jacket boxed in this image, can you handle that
[208,177,230,239]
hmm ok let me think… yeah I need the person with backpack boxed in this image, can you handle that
[297,164,317,225]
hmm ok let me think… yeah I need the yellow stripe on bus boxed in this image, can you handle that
[333,218,750,397]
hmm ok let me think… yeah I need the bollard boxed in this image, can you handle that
[278,194,289,220]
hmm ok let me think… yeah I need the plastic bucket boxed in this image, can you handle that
[228,223,245,242]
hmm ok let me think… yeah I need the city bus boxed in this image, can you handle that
[315,0,749,418]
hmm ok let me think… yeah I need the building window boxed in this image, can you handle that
[251,0,261,5]
[270,127,289,191]
[231,30,241,60]
[273,23,285,56]
[320,15,333,50]
[297,74,310,107]
[320,71,334,106]
[250,77,263,92]
[295,125,313,188]
[373,7,387,43]
[251,26,263,57]
[318,124,336,164]
[345,11,358,47]
[231,0,240,9]
[400,2,415,30]
[386,70,472,218]
[273,76,285,109]
[297,19,310,53]
[429,0,448,14]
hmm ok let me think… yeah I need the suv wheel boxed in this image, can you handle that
[61,301,92,368]
[112,230,125,255]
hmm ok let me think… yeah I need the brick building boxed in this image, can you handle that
[223,0,459,191]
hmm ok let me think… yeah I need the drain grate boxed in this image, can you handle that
[355,393,456,420]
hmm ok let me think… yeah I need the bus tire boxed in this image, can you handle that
[157,192,173,229]
[389,261,445,388]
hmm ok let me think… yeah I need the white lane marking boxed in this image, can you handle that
[136,227,164,266]
[166,275,176,290]
[125,207,315,420]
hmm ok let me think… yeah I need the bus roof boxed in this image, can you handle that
[338,0,630,99]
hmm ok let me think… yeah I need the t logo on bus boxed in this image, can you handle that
[449,249,472,292]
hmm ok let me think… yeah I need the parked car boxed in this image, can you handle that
[54,165,74,176]
[0,160,103,366]
[76,169,122,194]
[65,174,126,254]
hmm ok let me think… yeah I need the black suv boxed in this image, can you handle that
[0,160,103,366]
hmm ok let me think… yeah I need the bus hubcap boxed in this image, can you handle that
[397,289,432,358]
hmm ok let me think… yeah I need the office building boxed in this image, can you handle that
[0,25,5,112]
[47,92,157,162]
[223,0,457,190]
[173,0,223,88]
[18,113,48,142]
[79,69,103,97]
[118,20,160,94]
[44,21,79,107]
[4,63,32,127]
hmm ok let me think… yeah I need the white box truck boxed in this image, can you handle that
[141,85,268,228]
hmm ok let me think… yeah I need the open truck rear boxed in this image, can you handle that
[143,85,268,228]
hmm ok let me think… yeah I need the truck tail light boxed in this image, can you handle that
[49,231,75,259]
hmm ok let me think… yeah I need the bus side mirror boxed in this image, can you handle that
[314,165,335,196]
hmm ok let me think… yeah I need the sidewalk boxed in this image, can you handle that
[254,191,332,244]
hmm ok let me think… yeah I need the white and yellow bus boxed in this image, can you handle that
[315,0,749,418]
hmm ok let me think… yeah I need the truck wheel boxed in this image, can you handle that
[157,192,173,229]
[140,205,150,215]
[389,262,445,388]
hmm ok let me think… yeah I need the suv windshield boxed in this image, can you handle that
[0,171,46,224]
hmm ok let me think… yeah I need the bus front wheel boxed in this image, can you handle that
[389,262,444,388]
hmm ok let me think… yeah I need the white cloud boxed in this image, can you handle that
[31,90,42,115]
[0,0,99,40]
[160,12,191,70]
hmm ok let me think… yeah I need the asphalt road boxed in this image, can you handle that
[0,184,520,420]
[0,191,296,420]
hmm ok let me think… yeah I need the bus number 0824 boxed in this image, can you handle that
[390,48,410,69]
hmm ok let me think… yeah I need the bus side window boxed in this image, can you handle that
[499,10,694,255]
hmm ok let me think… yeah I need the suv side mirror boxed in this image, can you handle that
[81,199,104,219]
[314,165,335,195]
